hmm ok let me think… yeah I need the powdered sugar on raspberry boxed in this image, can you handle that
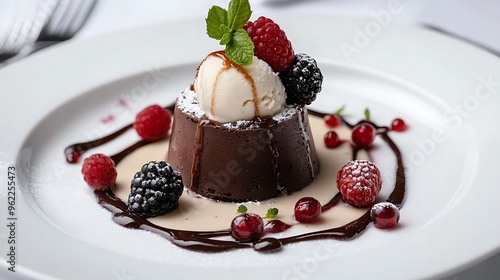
[336,160,382,207]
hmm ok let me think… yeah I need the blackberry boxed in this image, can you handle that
[127,161,183,218]
[280,53,323,105]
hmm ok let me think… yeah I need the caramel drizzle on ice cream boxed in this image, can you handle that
[200,51,260,118]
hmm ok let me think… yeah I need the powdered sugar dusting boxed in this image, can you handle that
[178,89,302,130]
[221,120,260,130]
[177,88,205,119]
[272,105,299,122]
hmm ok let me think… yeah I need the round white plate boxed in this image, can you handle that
[1,13,500,280]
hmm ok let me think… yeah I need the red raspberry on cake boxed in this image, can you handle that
[244,16,294,72]
[336,160,382,207]
[81,153,117,191]
[134,105,172,141]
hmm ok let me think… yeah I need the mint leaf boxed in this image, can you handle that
[237,205,248,213]
[364,108,371,121]
[206,6,228,39]
[205,0,254,65]
[226,28,254,65]
[220,32,233,45]
[265,208,279,218]
[333,104,346,116]
[227,0,252,31]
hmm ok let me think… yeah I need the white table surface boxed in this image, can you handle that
[1,0,499,279]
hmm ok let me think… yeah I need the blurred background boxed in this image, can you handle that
[0,0,499,279]
[1,0,499,66]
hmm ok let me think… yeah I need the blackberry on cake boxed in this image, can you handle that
[127,161,183,218]
[280,53,323,105]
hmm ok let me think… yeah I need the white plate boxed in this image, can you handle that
[1,13,500,280]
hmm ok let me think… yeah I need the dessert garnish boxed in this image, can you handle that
[294,197,322,223]
[351,109,377,148]
[237,205,248,213]
[352,122,377,148]
[280,53,323,105]
[81,153,117,191]
[265,207,279,219]
[127,161,183,218]
[336,160,382,207]
[230,213,264,242]
[206,0,254,66]
[133,104,172,141]
[390,118,408,132]
[244,16,294,72]
[371,202,400,229]
[323,105,345,128]
[324,130,340,148]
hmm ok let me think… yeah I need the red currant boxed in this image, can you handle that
[370,202,400,229]
[324,131,340,148]
[391,118,407,132]
[323,114,342,128]
[230,213,264,242]
[352,122,376,148]
[294,197,322,223]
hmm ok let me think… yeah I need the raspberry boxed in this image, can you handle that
[81,154,117,191]
[134,105,172,141]
[279,53,323,105]
[244,16,294,72]
[230,213,264,242]
[127,161,183,218]
[336,160,382,207]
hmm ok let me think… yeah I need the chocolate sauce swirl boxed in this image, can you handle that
[65,106,406,253]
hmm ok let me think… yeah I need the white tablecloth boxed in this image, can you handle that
[1,0,499,279]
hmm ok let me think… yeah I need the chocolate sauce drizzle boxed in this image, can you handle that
[65,106,406,253]
[190,119,210,192]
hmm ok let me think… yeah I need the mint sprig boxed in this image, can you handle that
[206,0,254,65]
[237,205,248,213]
[265,208,279,218]
[364,108,371,121]
[333,104,346,116]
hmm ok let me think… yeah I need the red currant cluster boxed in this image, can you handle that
[322,110,407,149]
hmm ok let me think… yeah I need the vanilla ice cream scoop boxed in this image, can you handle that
[194,51,286,123]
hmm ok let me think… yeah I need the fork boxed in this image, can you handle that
[0,0,97,67]
[0,0,51,62]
